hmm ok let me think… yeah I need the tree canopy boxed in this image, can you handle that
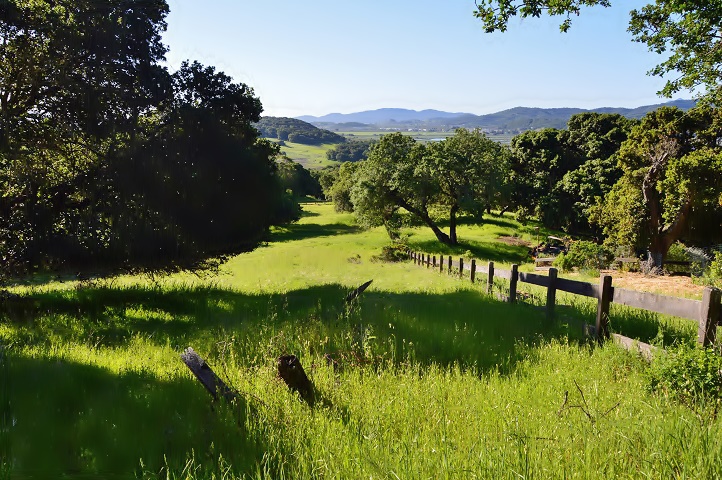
[256,117,345,145]
[351,130,509,245]
[590,106,722,265]
[0,0,298,277]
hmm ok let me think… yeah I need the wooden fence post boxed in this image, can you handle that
[447,256,452,275]
[470,259,476,283]
[487,262,494,295]
[439,254,444,273]
[412,252,416,265]
[432,255,436,269]
[459,258,464,278]
[509,264,519,303]
[546,267,558,319]
[427,255,432,269]
[698,287,721,347]
[595,275,613,342]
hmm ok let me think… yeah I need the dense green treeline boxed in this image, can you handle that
[323,109,722,267]
[256,117,345,145]
[0,0,298,278]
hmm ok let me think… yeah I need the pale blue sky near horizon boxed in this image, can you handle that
[162,1,681,118]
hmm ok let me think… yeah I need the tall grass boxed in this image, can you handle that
[1,203,720,478]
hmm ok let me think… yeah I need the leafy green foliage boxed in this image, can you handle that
[352,130,510,245]
[509,113,633,234]
[325,140,375,162]
[256,117,345,145]
[276,157,323,199]
[648,344,722,408]
[370,243,410,263]
[329,162,359,213]
[591,106,722,266]
[553,240,614,272]
[0,2,298,277]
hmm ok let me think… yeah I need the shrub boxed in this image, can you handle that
[553,241,614,272]
[371,244,409,263]
[647,344,722,409]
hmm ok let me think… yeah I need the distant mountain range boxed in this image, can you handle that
[296,99,696,132]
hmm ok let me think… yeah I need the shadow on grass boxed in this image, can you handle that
[269,223,361,243]
[5,354,286,479]
[5,282,574,374]
[406,239,531,265]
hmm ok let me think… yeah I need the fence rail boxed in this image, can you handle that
[409,250,722,354]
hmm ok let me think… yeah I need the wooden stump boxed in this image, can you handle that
[181,347,238,403]
[277,354,316,406]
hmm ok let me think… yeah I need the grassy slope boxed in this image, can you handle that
[274,141,339,169]
[0,204,714,479]
[338,130,515,145]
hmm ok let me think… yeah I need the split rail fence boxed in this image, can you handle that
[408,251,722,358]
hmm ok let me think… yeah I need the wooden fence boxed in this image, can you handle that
[409,251,722,358]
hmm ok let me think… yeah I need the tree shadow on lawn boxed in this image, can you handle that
[4,354,287,479]
[406,239,531,265]
[268,223,361,243]
[5,283,586,375]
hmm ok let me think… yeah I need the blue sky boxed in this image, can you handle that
[162,0,678,118]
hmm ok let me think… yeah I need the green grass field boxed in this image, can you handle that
[271,141,339,169]
[0,203,717,479]
[338,131,515,145]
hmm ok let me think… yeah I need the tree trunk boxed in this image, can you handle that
[449,204,459,245]
[394,196,454,245]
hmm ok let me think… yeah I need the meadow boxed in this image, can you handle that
[272,142,339,169]
[337,131,516,145]
[0,203,718,479]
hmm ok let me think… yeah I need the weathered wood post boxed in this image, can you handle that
[427,254,432,269]
[439,254,444,273]
[595,275,613,342]
[698,287,721,347]
[459,258,464,278]
[421,253,426,267]
[470,259,476,283]
[447,256,452,275]
[432,255,436,269]
[546,267,558,319]
[509,264,519,303]
[487,261,494,295]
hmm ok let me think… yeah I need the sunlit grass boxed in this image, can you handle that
[1,202,720,478]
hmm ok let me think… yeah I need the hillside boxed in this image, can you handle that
[298,99,696,133]
[256,116,345,145]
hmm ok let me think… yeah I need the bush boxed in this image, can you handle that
[648,344,722,408]
[371,244,409,263]
[552,241,614,272]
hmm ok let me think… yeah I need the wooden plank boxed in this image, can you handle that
[487,262,494,295]
[181,347,238,403]
[612,334,656,361]
[534,257,556,264]
[596,275,613,341]
[612,287,700,321]
[475,264,489,275]
[698,287,721,346]
[546,268,558,319]
[495,268,512,280]
[556,277,599,298]
[509,265,519,304]
[518,271,550,288]
[584,326,656,360]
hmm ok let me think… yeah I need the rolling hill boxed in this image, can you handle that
[297,99,696,133]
